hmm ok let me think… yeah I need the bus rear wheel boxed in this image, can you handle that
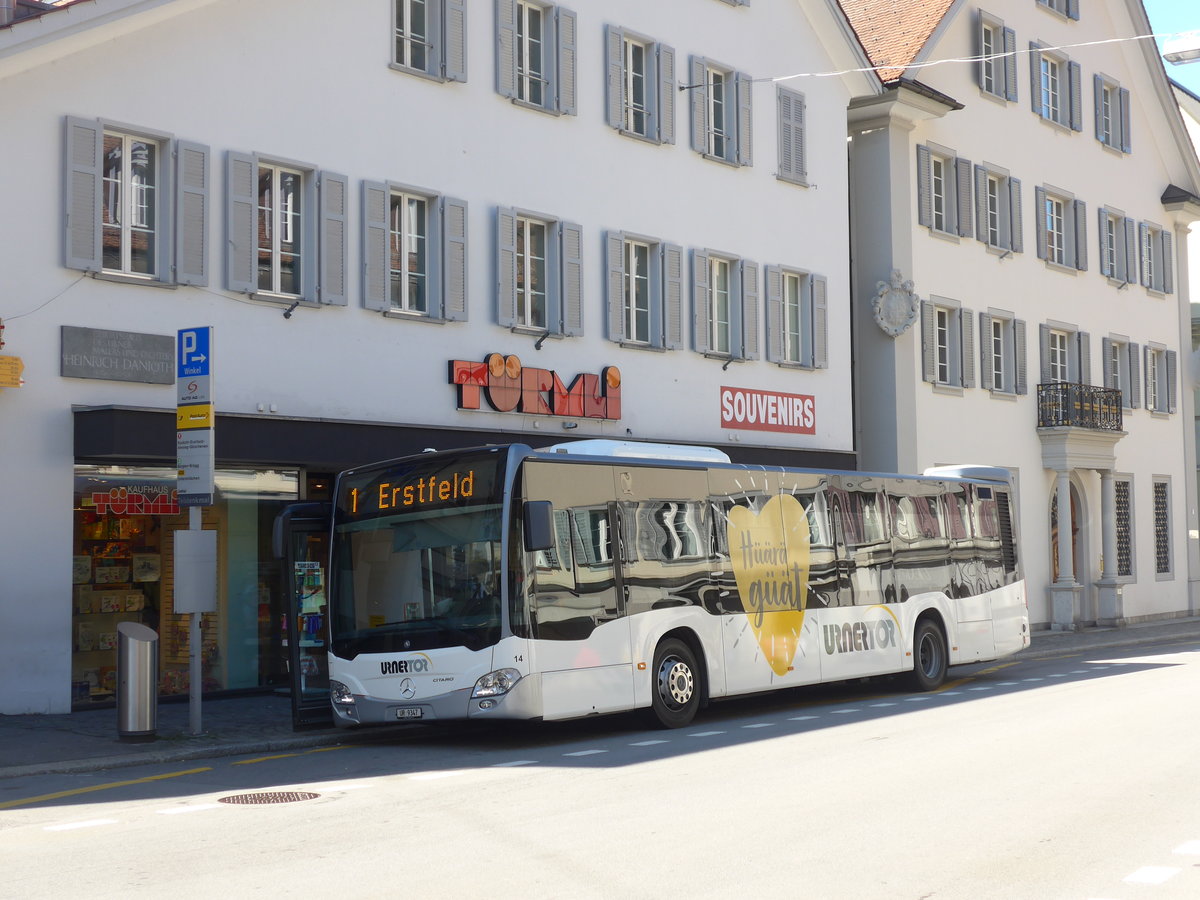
[651,638,700,728]
[909,619,947,691]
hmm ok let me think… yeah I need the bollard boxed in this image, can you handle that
[117,621,159,742]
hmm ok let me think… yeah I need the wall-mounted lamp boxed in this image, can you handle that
[562,421,578,430]
[534,331,551,350]
[282,301,301,319]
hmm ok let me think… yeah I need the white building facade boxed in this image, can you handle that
[844,0,1200,631]
[0,0,875,714]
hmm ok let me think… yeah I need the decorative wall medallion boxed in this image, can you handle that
[873,270,919,337]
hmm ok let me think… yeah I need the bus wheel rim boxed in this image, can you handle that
[658,657,693,708]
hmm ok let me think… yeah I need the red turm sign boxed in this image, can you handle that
[450,354,621,420]
[720,386,816,434]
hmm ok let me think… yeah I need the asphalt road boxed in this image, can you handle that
[3,636,1200,899]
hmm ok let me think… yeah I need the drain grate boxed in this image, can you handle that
[218,791,320,805]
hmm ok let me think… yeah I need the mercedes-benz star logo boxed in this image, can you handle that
[399,678,417,700]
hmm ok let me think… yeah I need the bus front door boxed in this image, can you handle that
[273,503,333,730]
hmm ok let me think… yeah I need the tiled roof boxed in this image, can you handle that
[837,0,956,84]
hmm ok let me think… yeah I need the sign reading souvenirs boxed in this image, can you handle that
[450,354,621,420]
[176,327,215,507]
[720,386,816,435]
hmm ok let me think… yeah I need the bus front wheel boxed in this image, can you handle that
[651,638,700,728]
[909,619,947,691]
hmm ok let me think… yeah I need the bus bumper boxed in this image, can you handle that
[331,673,542,726]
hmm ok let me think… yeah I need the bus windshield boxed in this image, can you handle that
[330,450,506,657]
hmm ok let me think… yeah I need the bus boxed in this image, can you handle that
[326,440,1028,729]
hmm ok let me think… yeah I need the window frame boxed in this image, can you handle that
[496,0,577,116]
[391,0,467,83]
[1030,42,1082,131]
[691,248,758,361]
[1152,476,1172,579]
[766,265,828,369]
[689,55,752,167]
[1037,0,1080,21]
[978,12,1017,102]
[497,206,583,337]
[1114,474,1135,580]
[605,26,675,144]
[917,143,973,239]
[1036,185,1087,271]
[921,297,975,389]
[1143,344,1177,415]
[1094,74,1131,153]
[1039,322,1089,385]
[1138,221,1174,294]
[605,231,683,350]
[1102,335,1140,409]
[979,310,1027,395]
[973,162,1023,253]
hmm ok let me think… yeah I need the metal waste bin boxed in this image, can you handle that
[117,621,159,742]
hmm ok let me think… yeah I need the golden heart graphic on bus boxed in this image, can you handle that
[727,493,811,676]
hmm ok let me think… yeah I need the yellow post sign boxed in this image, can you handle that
[0,355,24,388]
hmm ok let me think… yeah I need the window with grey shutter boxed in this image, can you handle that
[659,46,676,144]
[496,0,518,99]
[956,158,973,238]
[225,150,258,294]
[664,244,684,349]
[555,7,577,115]
[319,172,348,306]
[921,301,938,383]
[496,206,518,326]
[690,56,749,165]
[1014,319,1028,395]
[441,196,469,321]
[560,221,583,335]
[497,1,576,115]
[692,249,711,354]
[605,231,627,342]
[777,86,806,185]
[64,117,103,272]
[1009,177,1023,253]
[175,141,209,287]
[811,275,828,370]
[736,72,753,167]
[740,260,759,360]
[606,28,675,143]
[1167,349,1178,413]
[362,181,390,311]
[392,0,467,82]
[977,13,1016,102]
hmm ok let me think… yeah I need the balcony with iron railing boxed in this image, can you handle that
[1036,382,1123,431]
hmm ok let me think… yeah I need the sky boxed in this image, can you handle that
[1143,0,1200,96]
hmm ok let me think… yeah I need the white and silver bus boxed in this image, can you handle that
[326,441,1028,728]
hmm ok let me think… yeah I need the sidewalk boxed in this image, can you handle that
[3,615,1199,781]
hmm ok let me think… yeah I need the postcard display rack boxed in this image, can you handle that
[72,506,219,704]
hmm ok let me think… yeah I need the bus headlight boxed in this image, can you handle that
[472,668,521,698]
[329,680,356,706]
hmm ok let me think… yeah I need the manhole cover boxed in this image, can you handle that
[218,791,320,805]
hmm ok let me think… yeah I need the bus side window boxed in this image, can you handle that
[533,509,576,594]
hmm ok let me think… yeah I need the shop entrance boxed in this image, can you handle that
[274,503,333,729]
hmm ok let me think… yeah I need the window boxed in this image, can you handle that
[1139,222,1174,294]
[917,144,972,237]
[1115,476,1133,578]
[692,250,758,360]
[1039,323,1089,384]
[767,267,828,368]
[1037,0,1080,21]
[979,311,1027,394]
[1102,336,1140,408]
[605,26,674,143]
[605,232,683,349]
[1036,186,1087,270]
[921,299,975,388]
[497,207,582,336]
[1143,345,1177,414]
[1153,478,1172,577]
[1098,207,1137,284]
[226,151,347,305]
[1094,75,1131,152]
[392,0,466,82]
[362,181,467,320]
[497,0,577,115]
[978,13,1017,101]
[1030,43,1082,130]
[777,86,807,185]
[973,163,1023,252]
[64,117,209,286]
[689,56,752,166]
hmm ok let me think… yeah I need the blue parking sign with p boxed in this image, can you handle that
[178,327,211,378]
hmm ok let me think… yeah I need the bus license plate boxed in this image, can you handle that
[395,707,423,720]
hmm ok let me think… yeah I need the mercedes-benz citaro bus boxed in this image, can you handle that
[327,440,1029,729]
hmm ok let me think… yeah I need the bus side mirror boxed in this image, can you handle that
[523,500,555,552]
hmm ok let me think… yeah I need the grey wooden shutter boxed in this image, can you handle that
[1143,345,1152,409]
[812,275,828,369]
[1004,28,1018,102]
[319,171,348,305]
[979,313,994,391]
[1014,319,1028,395]
[1029,44,1042,115]
[690,56,707,154]
[1129,342,1140,408]
[556,7,577,115]
[1162,231,1174,294]
[1102,337,1114,387]
[1138,222,1149,286]
[496,206,518,326]
[496,0,518,99]
[1009,177,1023,253]
[175,140,209,286]
[956,158,973,238]
[1124,218,1138,284]
[741,260,759,360]
[1094,75,1104,142]
[736,71,753,166]
[916,144,932,228]
[692,249,711,353]
[444,0,468,82]
[659,44,676,144]
[777,88,805,184]
[560,220,583,335]
[1073,199,1087,271]
[1077,331,1091,384]
[225,150,257,294]
[921,301,937,383]
[1039,323,1051,384]
[1098,207,1112,277]
[361,181,389,311]
[961,308,976,388]
[1068,62,1082,131]
[1167,349,1178,413]
[606,232,626,342]
[1119,88,1131,153]
[765,265,783,362]
[1035,186,1048,260]
[975,13,986,89]
[605,26,623,129]
[974,165,988,244]
[64,116,103,272]
[442,196,468,321]
[664,243,684,349]
[1067,0,1079,21]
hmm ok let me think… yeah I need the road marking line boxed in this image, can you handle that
[904,696,931,702]
[1123,866,1180,884]
[869,702,897,708]
[44,818,118,831]
[563,749,607,757]
[491,760,538,767]
[742,723,773,728]
[688,731,726,737]
[629,740,669,746]
[831,708,861,715]
[967,686,992,692]
[788,715,817,721]
[1069,669,1089,674]
[938,691,962,696]
[232,753,300,766]
[1023,677,1044,682]
[1048,673,1068,678]
[409,770,466,780]
[1173,840,1200,855]
[996,682,1018,686]
[158,804,223,815]
[0,767,213,810]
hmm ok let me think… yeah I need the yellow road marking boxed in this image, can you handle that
[0,767,212,811]
[936,660,1020,692]
[231,753,299,765]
